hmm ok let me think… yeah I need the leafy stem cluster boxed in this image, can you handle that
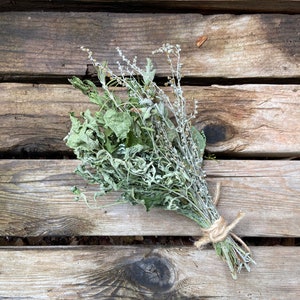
[65,44,255,279]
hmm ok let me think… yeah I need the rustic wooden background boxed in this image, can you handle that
[0,0,299,299]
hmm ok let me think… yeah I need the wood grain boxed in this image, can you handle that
[1,83,299,156]
[0,246,299,299]
[0,13,299,78]
[0,159,299,237]
[0,5,298,298]
[0,83,300,157]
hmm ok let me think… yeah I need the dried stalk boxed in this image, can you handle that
[65,44,255,279]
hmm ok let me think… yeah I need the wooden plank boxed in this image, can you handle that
[0,246,299,299]
[1,83,299,156]
[0,159,299,237]
[0,13,299,78]
[1,0,300,14]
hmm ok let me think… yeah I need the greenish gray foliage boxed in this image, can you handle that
[65,44,255,279]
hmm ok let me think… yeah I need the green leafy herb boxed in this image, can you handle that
[65,44,255,279]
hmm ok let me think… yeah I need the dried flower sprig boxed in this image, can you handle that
[65,44,255,279]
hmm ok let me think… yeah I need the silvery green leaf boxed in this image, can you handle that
[142,58,156,85]
[103,109,132,140]
[140,106,153,121]
[97,61,108,85]
[124,144,144,159]
[191,126,206,157]
[68,77,90,94]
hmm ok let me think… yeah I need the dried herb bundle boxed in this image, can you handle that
[65,44,255,279]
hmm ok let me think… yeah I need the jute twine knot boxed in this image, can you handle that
[194,212,246,248]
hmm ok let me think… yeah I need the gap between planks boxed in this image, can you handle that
[1,0,300,13]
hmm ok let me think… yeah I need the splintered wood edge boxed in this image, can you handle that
[0,159,299,237]
[0,246,299,298]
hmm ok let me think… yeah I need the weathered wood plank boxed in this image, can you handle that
[0,159,299,237]
[1,83,299,156]
[0,13,299,78]
[0,246,299,299]
[1,0,300,13]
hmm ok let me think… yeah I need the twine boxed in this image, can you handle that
[194,212,246,248]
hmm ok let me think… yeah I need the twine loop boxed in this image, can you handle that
[194,212,245,248]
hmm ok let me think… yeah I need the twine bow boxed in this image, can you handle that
[194,212,246,248]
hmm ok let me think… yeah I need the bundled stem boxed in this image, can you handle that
[65,43,255,279]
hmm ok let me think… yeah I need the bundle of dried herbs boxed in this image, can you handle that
[65,44,255,279]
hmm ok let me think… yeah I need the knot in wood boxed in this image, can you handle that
[125,256,175,293]
[194,212,245,248]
